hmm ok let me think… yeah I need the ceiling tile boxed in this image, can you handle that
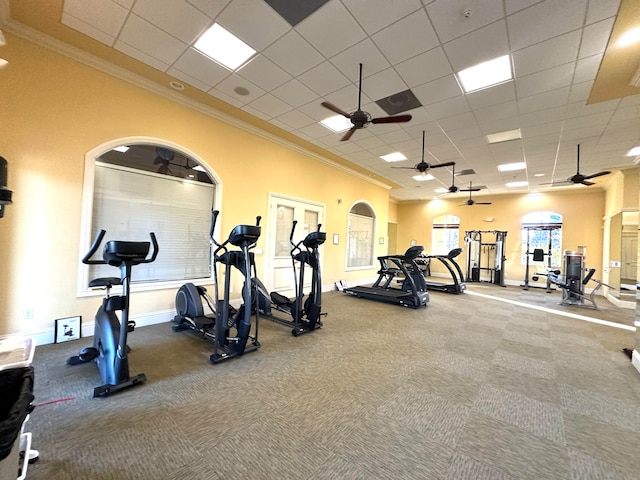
[171,48,230,87]
[276,110,316,131]
[425,95,470,119]
[298,61,351,96]
[132,0,211,44]
[372,9,439,64]
[61,13,117,46]
[248,93,292,118]
[474,101,518,123]
[467,82,517,110]
[270,78,319,108]
[580,18,615,58]
[238,55,292,92]
[426,0,504,43]
[412,75,463,105]
[586,0,621,24]
[330,39,391,80]
[262,30,324,76]
[186,0,231,18]
[517,87,570,114]
[573,54,603,84]
[361,68,408,101]
[343,0,422,35]
[212,73,266,105]
[217,0,291,49]
[296,1,366,57]
[394,47,452,88]
[114,40,171,71]
[442,20,510,72]
[512,31,581,78]
[507,0,588,51]
[62,0,128,41]
[118,14,187,65]
[515,63,575,98]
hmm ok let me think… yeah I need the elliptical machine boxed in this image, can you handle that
[253,221,327,336]
[173,210,261,363]
[68,230,159,398]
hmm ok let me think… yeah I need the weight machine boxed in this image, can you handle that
[464,230,507,287]
[522,225,561,292]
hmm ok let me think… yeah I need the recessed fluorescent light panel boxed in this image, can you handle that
[497,162,526,172]
[320,115,351,132]
[458,55,512,93]
[113,146,130,153]
[506,181,528,188]
[413,174,434,181]
[434,187,449,193]
[486,128,522,144]
[626,146,640,156]
[380,152,407,162]
[194,23,256,71]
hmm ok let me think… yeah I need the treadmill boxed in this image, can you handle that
[343,245,429,308]
[415,248,466,294]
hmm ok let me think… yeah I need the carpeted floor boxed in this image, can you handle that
[19,284,640,479]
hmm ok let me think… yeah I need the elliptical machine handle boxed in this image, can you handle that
[142,232,160,263]
[256,215,262,226]
[82,230,107,265]
[317,223,322,232]
[290,220,298,244]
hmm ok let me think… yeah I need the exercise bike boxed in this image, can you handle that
[173,210,261,363]
[68,230,158,398]
[253,220,327,336]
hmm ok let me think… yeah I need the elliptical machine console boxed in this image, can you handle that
[68,229,158,398]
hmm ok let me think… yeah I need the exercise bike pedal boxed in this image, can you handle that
[74,347,99,363]
[127,320,136,332]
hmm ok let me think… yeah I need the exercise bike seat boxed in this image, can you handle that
[89,277,122,288]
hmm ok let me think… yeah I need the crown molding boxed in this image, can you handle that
[0,3,392,191]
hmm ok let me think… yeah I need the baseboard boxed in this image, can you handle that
[632,349,640,374]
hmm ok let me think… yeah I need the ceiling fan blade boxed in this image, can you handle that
[584,170,611,180]
[581,180,595,186]
[370,114,412,124]
[321,101,350,118]
[459,187,481,192]
[476,202,492,205]
[390,166,419,170]
[430,161,455,169]
[341,126,357,141]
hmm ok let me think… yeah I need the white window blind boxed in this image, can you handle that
[348,213,374,268]
[90,162,214,283]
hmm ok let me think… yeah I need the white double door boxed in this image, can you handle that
[264,194,324,298]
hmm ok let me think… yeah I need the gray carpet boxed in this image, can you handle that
[21,284,640,479]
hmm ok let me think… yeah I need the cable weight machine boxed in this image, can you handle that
[464,230,507,287]
[522,225,561,292]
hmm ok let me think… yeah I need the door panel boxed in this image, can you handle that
[266,194,324,298]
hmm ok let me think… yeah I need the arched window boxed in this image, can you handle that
[81,140,218,293]
[347,202,375,268]
[521,211,563,266]
[432,214,460,255]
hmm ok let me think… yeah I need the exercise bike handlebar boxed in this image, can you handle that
[82,230,159,265]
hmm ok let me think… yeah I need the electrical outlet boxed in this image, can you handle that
[24,308,34,320]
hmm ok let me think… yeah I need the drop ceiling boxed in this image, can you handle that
[2,0,640,201]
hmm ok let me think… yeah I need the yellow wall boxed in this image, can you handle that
[396,189,606,284]
[0,34,391,337]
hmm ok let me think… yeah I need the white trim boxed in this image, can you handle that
[0,10,392,191]
[632,349,640,374]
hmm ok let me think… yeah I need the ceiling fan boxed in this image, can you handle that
[321,63,412,141]
[446,163,468,193]
[459,182,491,206]
[546,144,611,186]
[391,130,454,174]
[154,147,176,175]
